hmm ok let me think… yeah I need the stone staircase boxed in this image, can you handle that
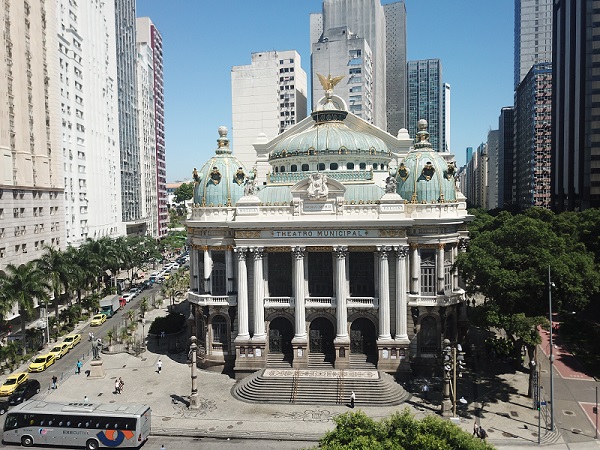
[232,367,410,406]
[307,352,335,369]
[266,352,293,368]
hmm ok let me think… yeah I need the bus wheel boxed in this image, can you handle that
[86,438,100,450]
[21,435,33,447]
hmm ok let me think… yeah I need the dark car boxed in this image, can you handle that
[8,379,41,405]
[0,399,10,415]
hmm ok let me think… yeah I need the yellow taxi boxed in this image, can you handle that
[28,354,56,373]
[0,372,29,396]
[48,342,70,360]
[63,333,81,349]
[90,313,107,326]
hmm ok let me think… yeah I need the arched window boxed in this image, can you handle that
[317,163,325,171]
[330,163,338,170]
[291,164,298,172]
[419,316,438,355]
[373,163,378,170]
[347,162,355,170]
[302,164,309,171]
[274,167,278,173]
[212,315,228,349]
[359,162,366,170]
[280,166,285,173]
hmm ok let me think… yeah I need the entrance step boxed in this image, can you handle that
[232,368,410,406]
[266,352,293,368]
[349,353,377,370]
[307,352,335,369]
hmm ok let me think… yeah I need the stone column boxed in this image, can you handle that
[410,243,420,294]
[334,246,348,338]
[226,247,234,294]
[189,246,197,291]
[437,244,445,294]
[377,246,392,340]
[203,247,212,294]
[234,247,249,340]
[293,246,306,339]
[394,246,409,342]
[457,238,469,290]
[251,247,265,340]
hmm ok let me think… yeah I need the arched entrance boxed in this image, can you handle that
[309,317,335,355]
[268,317,293,354]
[350,318,377,355]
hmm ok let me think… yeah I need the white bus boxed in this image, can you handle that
[3,400,151,450]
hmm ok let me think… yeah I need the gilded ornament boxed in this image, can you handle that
[209,167,222,185]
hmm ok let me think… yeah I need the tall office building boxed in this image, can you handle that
[231,50,307,171]
[514,0,553,88]
[442,83,451,152]
[515,63,552,209]
[498,107,515,208]
[115,0,142,231]
[311,0,405,132]
[57,0,123,248]
[552,0,600,210]
[137,17,167,239]
[466,147,473,164]
[466,143,488,208]
[0,0,63,316]
[383,1,407,135]
[486,129,499,209]
[407,59,445,152]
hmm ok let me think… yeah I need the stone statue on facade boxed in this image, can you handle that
[307,172,328,199]
[385,175,397,194]
[244,168,258,196]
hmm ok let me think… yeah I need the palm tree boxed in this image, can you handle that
[38,245,73,317]
[70,244,100,304]
[0,262,50,355]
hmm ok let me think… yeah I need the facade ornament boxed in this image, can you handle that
[377,246,391,259]
[422,161,435,181]
[384,175,397,193]
[233,247,248,260]
[235,230,261,239]
[333,245,348,260]
[458,238,469,251]
[192,167,201,186]
[244,166,259,196]
[234,167,246,186]
[250,247,264,260]
[394,245,409,259]
[317,73,345,94]
[307,172,329,199]
[397,163,409,182]
[209,167,222,185]
[446,161,457,180]
[292,246,306,259]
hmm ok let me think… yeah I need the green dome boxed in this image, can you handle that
[396,120,458,203]
[193,127,249,207]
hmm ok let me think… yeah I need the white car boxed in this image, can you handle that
[171,263,180,270]
[121,292,134,303]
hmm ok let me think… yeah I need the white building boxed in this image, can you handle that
[58,0,123,247]
[187,84,469,383]
[136,18,158,239]
[231,50,308,172]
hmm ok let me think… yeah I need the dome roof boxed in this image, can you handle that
[193,127,250,207]
[269,90,390,164]
[396,119,458,203]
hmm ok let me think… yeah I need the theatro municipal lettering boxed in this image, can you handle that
[272,229,368,238]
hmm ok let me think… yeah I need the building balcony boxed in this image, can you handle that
[305,297,336,308]
[264,297,294,308]
[188,291,237,306]
[407,291,465,306]
[347,297,378,308]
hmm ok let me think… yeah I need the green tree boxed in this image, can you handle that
[317,409,492,450]
[0,262,51,355]
[38,245,73,317]
[173,182,194,204]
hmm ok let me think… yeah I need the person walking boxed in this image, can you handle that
[160,445,166,450]
[84,395,89,404]
[118,377,124,393]
[350,391,356,408]
[473,420,479,437]
[76,360,82,374]
[51,375,58,389]
[115,379,120,394]
[157,359,162,374]
[422,383,429,401]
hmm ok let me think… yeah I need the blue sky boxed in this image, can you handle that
[136,1,514,182]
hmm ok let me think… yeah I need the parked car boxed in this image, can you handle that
[171,263,180,270]
[63,333,81,349]
[0,399,10,415]
[48,342,70,360]
[120,292,134,303]
[8,379,41,405]
[91,313,107,326]
[28,354,56,373]
[0,373,29,396]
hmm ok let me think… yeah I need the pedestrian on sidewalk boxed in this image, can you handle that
[114,379,121,394]
[350,391,355,408]
[157,359,162,374]
[84,395,88,404]
[479,428,487,440]
[51,375,57,389]
[76,360,82,374]
[473,420,479,437]
[118,377,124,393]
[160,445,166,450]
[422,383,429,401]
[88,331,94,342]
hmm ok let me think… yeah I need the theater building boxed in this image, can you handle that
[186,87,470,379]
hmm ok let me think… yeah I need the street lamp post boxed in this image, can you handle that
[442,339,453,416]
[548,266,555,431]
[189,335,199,409]
[442,338,465,418]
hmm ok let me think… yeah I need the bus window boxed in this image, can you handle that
[4,414,18,431]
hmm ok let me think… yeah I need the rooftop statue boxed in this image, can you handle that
[317,73,345,94]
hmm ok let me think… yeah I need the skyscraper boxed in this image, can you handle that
[514,0,553,89]
[231,50,307,171]
[137,17,167,238]
[498,107,515,208]
[486,129,499,209]
[310,0,407,133]
[0,0,64,276]
[407,59,445,152]
[58,0,123,247]
[552,0,600,210]
[115,0,142,229]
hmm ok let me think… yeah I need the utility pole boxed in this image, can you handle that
[548,266,555,432]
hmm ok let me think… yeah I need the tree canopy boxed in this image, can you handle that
[316,410,493,450]
[173,182,194,204]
